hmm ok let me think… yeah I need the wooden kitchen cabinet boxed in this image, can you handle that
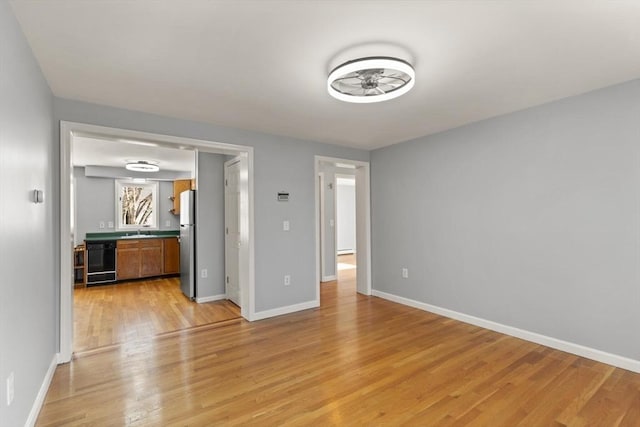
[170,179,193,214]
[117,237,179,281]
[117,240,141,280]
[140,239,163,277]
[163,237,180,274]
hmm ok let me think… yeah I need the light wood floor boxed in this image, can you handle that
[74,277,240,352]
[40,263,640,425]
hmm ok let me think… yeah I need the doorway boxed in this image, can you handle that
[315,156,371,303]
[335,174,357,285]
[60,122,256,362]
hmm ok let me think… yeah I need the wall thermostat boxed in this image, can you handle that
[277,192,290,202]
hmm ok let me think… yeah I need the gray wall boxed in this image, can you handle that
[336,179,356,252]
[0,3,56,425]
[53,98,369,313]
[73,167,179,245]
[195,152,225,298]
[371,79,640,361]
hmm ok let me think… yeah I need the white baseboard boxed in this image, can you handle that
[372,290,640,373]
[321,275,336,282]
[252,300,319,321]
[196,294,227,303]
[26,354,57,427]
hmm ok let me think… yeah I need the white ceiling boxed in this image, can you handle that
[73,136,195,173]
[10,1,640,150]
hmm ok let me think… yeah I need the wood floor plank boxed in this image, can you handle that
[37,256,640,426]
[74,277,240,352]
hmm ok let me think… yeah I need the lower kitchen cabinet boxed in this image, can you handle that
[163,237,180,274]
[116,237,179,281]
[117,240,141,280]
[140,239,163,277]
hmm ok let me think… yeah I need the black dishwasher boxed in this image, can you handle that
[86,241,117,286]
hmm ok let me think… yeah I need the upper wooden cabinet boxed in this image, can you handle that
[170,179,195,214]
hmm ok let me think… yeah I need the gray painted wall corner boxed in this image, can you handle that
[370,78,640,361]
[195,152,226,298]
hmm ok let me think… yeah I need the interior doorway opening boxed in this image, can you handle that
[60,122,255,363]
[315,156,371,304]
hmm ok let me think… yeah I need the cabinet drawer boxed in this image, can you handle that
[139,239,162,248]
[117,240,139,249]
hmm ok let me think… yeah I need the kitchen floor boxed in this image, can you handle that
[74,277,240,352]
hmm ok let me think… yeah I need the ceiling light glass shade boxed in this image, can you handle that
[327,57,415,103]
[125,160,160,172]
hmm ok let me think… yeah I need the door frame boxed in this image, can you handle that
[314,156,371,301]
[318,171,335,282]
[59,121,256,363]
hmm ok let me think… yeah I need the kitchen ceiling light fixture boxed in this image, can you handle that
[125,160,160,172]
[327,56,415,103]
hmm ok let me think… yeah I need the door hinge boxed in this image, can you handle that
[225,179,228,186]
[226,276,229,284]
[226,227,229,235]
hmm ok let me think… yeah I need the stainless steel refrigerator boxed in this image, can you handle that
[179,190,196,299]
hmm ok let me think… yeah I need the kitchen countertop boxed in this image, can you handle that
[85,230,179,242]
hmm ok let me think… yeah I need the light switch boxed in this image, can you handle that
[99,221,105,229]
[283,220,290,231]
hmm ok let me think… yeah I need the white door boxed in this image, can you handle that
[225,159,241,306]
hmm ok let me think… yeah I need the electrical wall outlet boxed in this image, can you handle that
[201,269,208,278]
[283,220,290,231]
[6,372,14,406]
[99,221,105,229]
[165,220,171,227]
[402,268,409,279]
[107,221,114,228]
[284,275,291,286]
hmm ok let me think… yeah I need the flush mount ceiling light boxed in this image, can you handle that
[327,56,415,103]
[125,160,160,172]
